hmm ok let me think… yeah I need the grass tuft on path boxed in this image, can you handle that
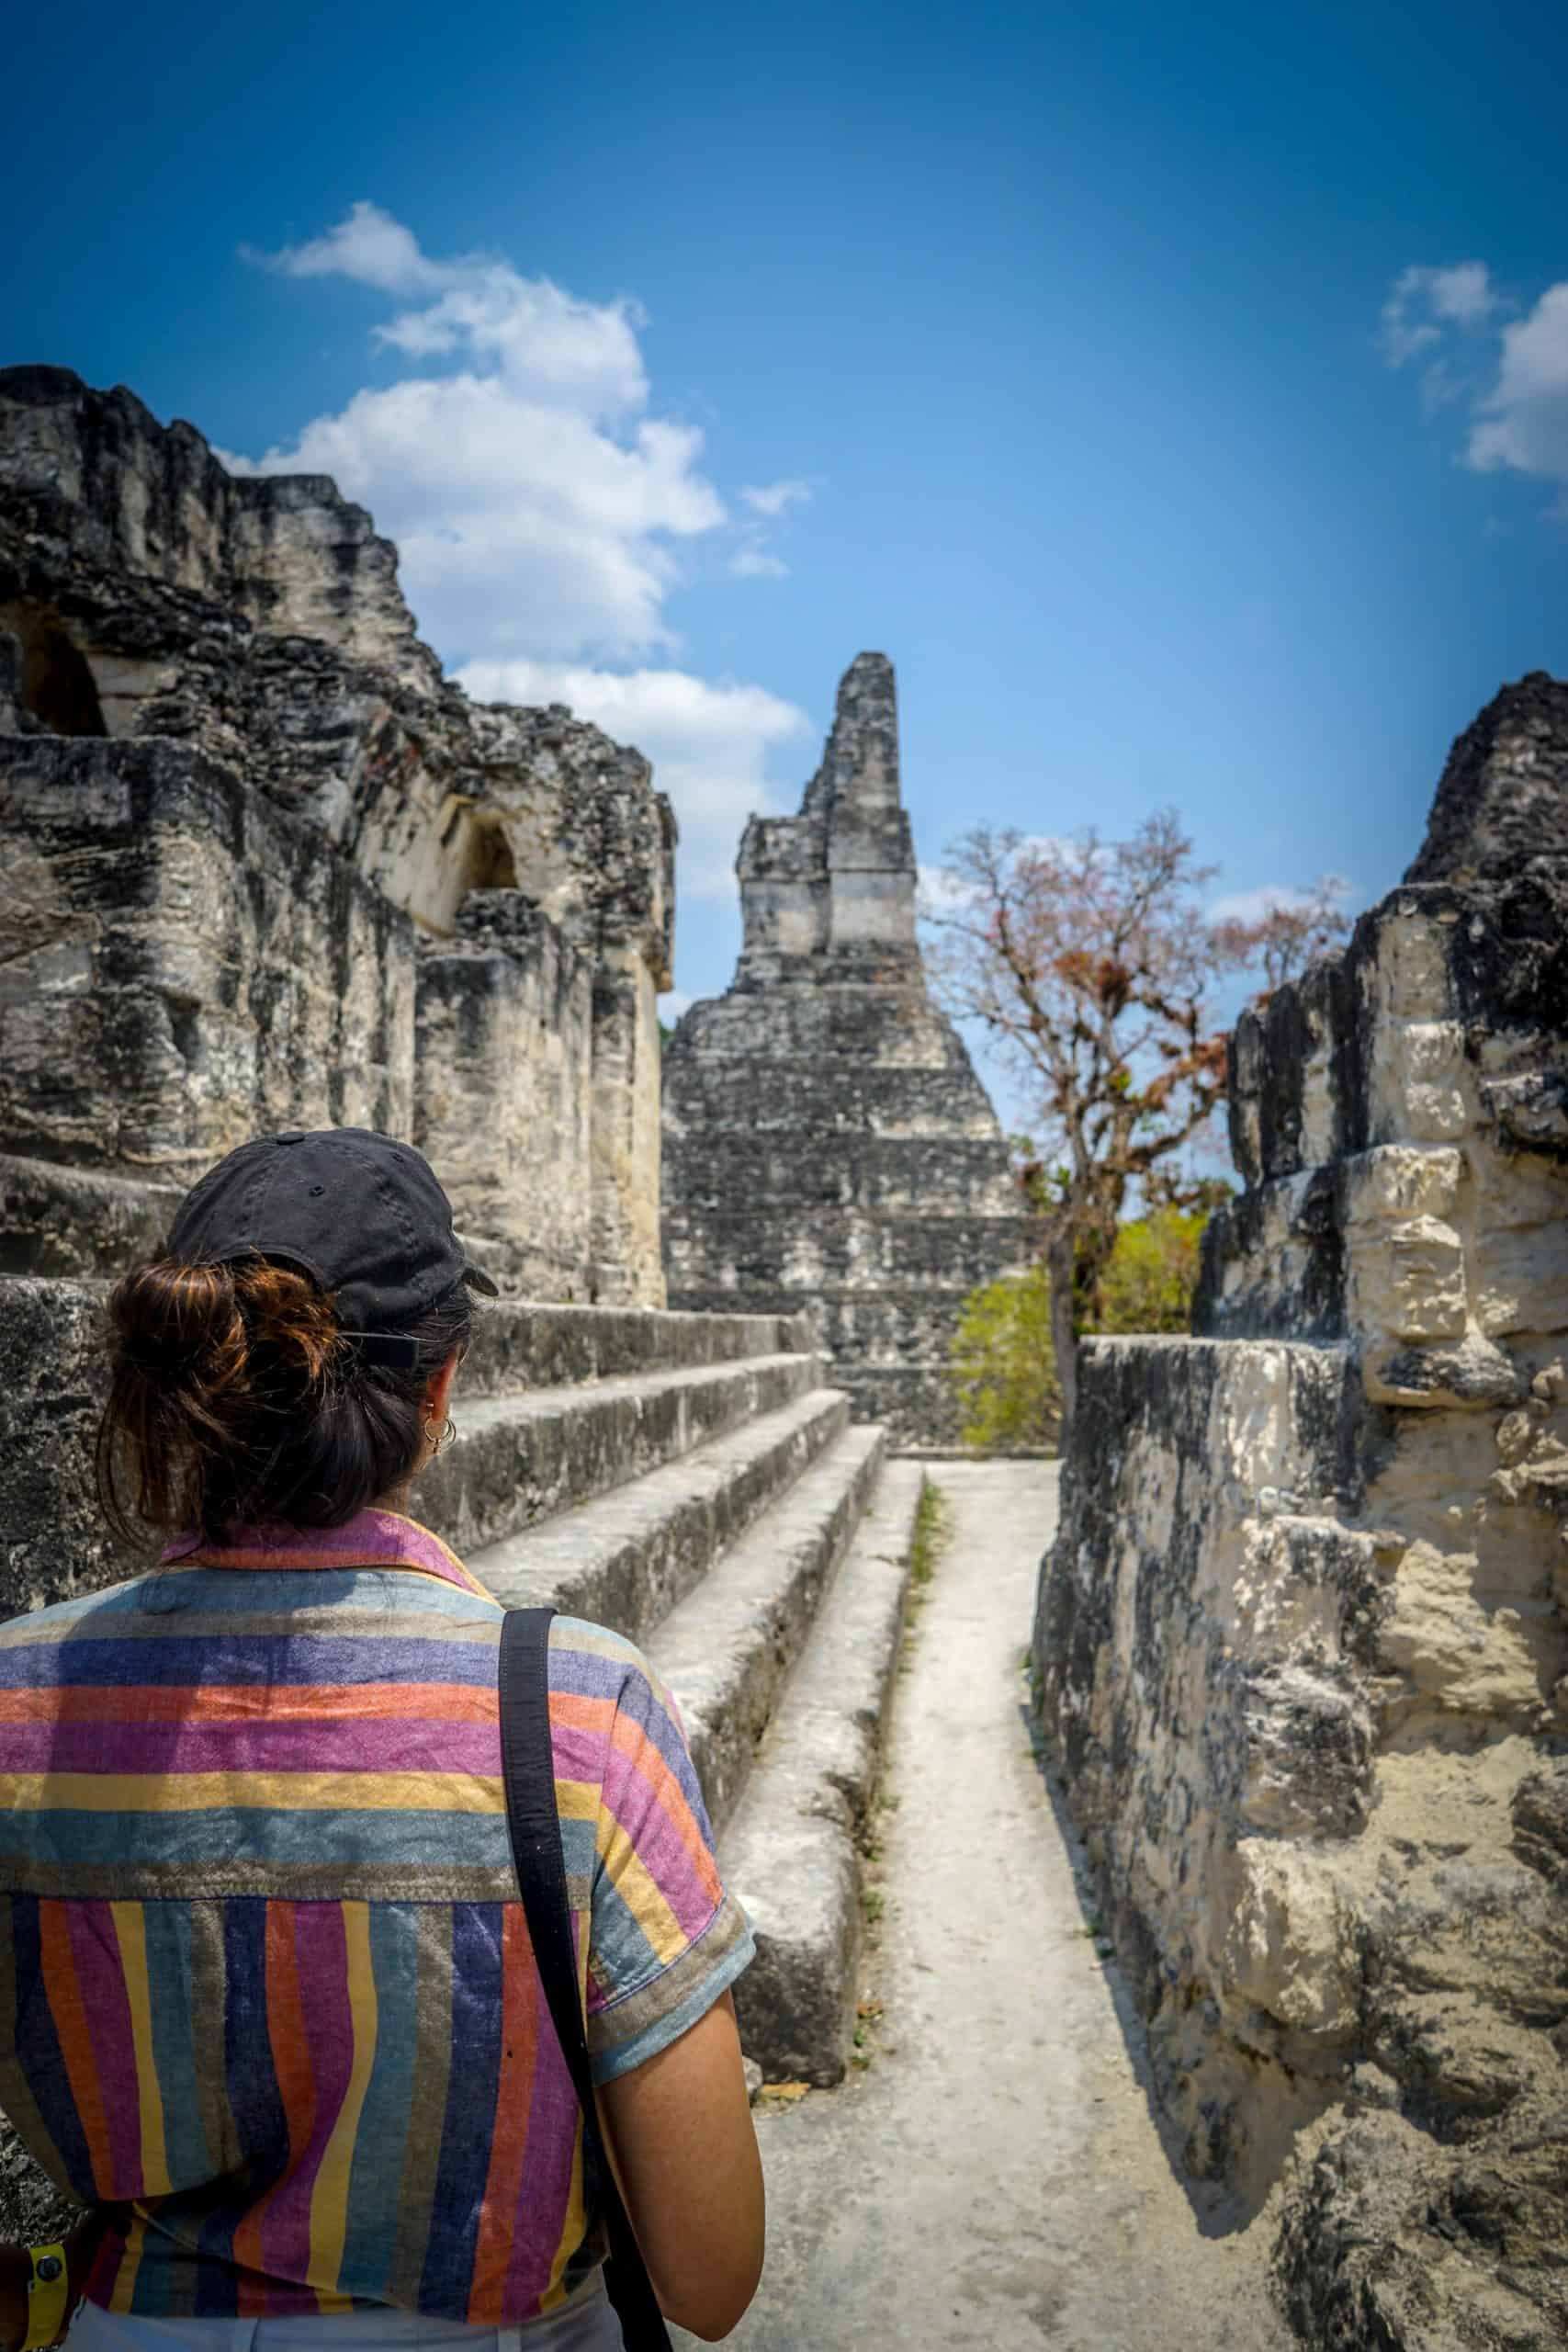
[908,1475,953,1589]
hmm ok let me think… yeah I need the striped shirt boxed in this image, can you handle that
[0,1510,752,2324]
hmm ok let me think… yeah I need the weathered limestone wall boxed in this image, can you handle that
[1,736,415,1174]
[661,654,1029,1442]
[414,894,594,1299]
[1034,674,1568,2349]
[0,366,674,1303]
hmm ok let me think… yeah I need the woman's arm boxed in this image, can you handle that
[596,1990,764,2342]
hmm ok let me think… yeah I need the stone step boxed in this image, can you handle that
[662,1061,1005,1139]
[721,1462,922,2086]
[663,1131,1020,1218]
[469,1386,850,1645]
[0,1154,181,1278]
[461,1297,810,1396]
[667,1206,1030,1289]
[672,986,966,1066]
[647,1423,886,1836]
[419,1351,820,1556]
[0,1153,817,1385]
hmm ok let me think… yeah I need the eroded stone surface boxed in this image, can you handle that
[0,366,673,1301]
[662,655,1029,1442]
[1036,674,1568,2346]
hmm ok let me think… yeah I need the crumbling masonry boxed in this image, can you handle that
[661,653,1030,1443]
[0,365,674,1308]
[1035,673,1568,2350]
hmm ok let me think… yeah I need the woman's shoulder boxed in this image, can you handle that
[0,1573,164,1648]
[547,1612,661,1693]
[546,1614,690,1737]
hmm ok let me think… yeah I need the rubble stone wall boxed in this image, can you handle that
[0,736,416,1174]
[661,653,1029,1442]
[0,367,674,1303]
[1034,674,1568,2349]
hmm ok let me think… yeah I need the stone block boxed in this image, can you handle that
[0,735,415,1177]
[415,893,594,1293]
[1347,1212,1468,1344]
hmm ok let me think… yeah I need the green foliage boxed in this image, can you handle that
[949,1263,1060,1451]
[949,1206,1211,1450]
[1096,1205,1209,1334]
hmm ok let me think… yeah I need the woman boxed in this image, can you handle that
[0,1128,764,2349]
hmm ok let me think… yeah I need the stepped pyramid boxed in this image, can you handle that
[662,654,1030,1443]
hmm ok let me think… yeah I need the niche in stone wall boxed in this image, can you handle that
[0,601,106,736]
[465,811,519,895]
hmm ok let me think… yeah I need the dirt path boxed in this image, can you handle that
[712,1461,1292,2352]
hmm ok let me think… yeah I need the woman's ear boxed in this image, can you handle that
[423,1344,464,1430]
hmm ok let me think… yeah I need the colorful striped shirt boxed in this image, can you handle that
[0,1510,752,2324]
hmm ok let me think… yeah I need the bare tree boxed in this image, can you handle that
[1210,873,1351,995]
[924,818,1348,1430]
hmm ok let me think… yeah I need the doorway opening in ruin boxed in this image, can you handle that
[0,600,107,736]
[466,813,519,893]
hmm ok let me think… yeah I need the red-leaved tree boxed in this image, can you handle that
[924,817,1347,1430]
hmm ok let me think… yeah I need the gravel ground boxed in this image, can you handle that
[699,1460,1293,2352]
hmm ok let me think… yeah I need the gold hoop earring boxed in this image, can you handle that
[442,1414,457,1453]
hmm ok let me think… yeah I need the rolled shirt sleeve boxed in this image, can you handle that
[564,1623,754,2084]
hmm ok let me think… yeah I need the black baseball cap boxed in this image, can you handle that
[167,1128,498,1364]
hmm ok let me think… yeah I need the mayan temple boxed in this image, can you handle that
[660,652,1030,1443]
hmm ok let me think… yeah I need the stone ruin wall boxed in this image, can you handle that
[0,366,674,1307]
[661,653,1031,1444]
[0,367,677,1624]
[1034,674,1568,2349]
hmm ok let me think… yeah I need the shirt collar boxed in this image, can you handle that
[159,1509,497,1600]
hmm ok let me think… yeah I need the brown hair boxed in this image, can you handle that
[96,1255,473,1544]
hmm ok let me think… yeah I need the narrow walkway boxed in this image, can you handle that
[713,1462,1291,2352]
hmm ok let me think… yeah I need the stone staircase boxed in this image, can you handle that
[0,1156,920,2095]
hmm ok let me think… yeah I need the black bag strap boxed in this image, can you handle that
[498,1606,672,2352]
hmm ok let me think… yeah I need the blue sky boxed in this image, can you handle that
[6,0,1567,1047]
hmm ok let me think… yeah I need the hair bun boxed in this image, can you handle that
[237,1261,348,1387]
[107,1261,249,1396]
[98,1248,472,1543]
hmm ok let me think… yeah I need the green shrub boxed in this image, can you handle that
[949,1263,1060,1451]
[949,1207,1210,1451]
[1097,1206,1208,1334]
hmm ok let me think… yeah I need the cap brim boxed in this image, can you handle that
[461,1261,501,1299]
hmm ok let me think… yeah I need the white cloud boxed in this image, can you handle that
[730,478,812,580]
[246,199,449,296]
[1207,877,1350,925]
[456,660,811,898]
[226,204,818,925]
[1381,261,1499,368]
[660,989,694,1020]
[729,546,790,580]
[916,861,977,914]
[1380,260,1568,518]
[741,479,812,518]
[1468,281,1568,484]
[229,204,721,662]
